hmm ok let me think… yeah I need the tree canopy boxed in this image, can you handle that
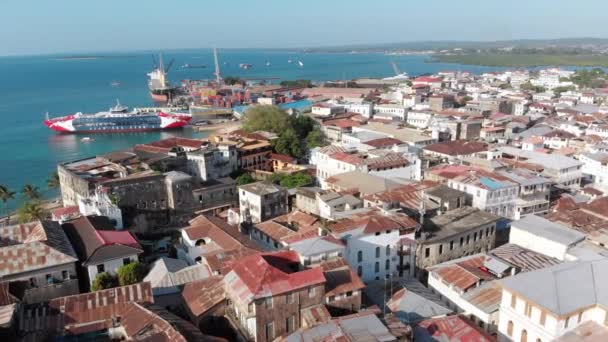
[306,130,327,149]
[47,172,60,190]
[279,173,312,189]
[242,105,292,134]
[274,128,303,158]
[117,262,147,286]
[17,201,45,223]
[236,173,256,186]
[223,76,243,86]
[569,68,607,88]
[21,184,41,201]
[91,272,119,291]
[280,79,313,88]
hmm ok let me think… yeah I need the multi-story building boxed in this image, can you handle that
[407,110,434,129]
[224,251,327,342]
[498,168,551,220]
[61,215,142,291]
[328,210,419,282]
[416,207,500,270]
[428,165,519,218]
[237,182,288,224]
[428,94,455,112]
[374,104,407,120]
[186,143,238,181]
[580,152,608,191]
[497,258,608,342]
[0,221,79,303]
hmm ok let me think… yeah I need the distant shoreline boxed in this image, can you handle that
[431,54,608,67]
[53,55,136,61]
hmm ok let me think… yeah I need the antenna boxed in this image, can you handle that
[213,47,222,85]
[391,61,401,76]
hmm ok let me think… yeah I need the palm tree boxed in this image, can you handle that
[17,201,45,223]
[47,171,60,190]
[21,184,41,201]
[0,185,15,225]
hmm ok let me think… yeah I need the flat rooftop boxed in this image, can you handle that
[424,207,500,241]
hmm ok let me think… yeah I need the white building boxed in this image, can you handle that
[187,144,238,182]
[497,258,608,342]
[509,215,585,261]
[343,102,374,117]
[330,211,418,282]
[406,111,434,129]
[237,182,288,224]
[580,152,608,191]
[311,102,345,116]
[78,186,123,229]
[374,104,407,120]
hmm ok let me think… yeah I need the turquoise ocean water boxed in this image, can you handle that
[0,49,509,211]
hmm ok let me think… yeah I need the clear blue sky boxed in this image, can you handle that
[1,0,607,56]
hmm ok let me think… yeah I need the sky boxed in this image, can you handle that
[1,0,608,56]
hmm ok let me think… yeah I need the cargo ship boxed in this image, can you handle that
[44,101,192,133]
[148,54,180,102]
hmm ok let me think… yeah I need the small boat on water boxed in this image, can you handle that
[81,137,94,142]
[266,61,271,66]
[110,81,120,87]
[239,63,252,70]
[298,60,304,67]
[288,59,293,63]
[181,63,206,69]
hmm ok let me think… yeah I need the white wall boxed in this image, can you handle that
[87,254,138,285]
[342,229,400,283]
[509,226,570,260]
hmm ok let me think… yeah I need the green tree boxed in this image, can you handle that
[17,201,45,223]
[292,115,316,139]
[280,79,313,88]
[223,76,243,85]
[117,262,147,286]
[47,171,60,190]
[267,173,285,184]
[279,173,312,189]
[242,105,291,134]
[0,185,15,223]
[553,85,576,97]
[274,128,303,158]
[236,173,255,186]
[306,129,327,148]
[21,184,41,201]
[91,272,119,291]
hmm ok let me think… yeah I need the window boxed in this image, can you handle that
[357,266,363,277]
[287,292,295,304]
[308,287,315,298]
[565,316,570,329]
[521,329,528,342]
[507,321,514,337]
[474,232,478,241]
[450,241,454,250]
[578,312,583,323]
[460,237,464,246]
[265,297,273,309]
[248,303,254,312]
[346,291,353,297]
[525,302,532,317]
[375,247,380,258]
[97,264,105,273]
[540,311,546,326]
[375,262,380,273]
[328,296,335,302]
[266,322,275,340]
[511,293,517,308]
[62,270,69,280]
[425,248,430,258]
[286,315,295,333]
[386,245,391,256]
[466,235,470,244]
[439,245,443,255]
[357,251,363,262]
[122,258,131,266]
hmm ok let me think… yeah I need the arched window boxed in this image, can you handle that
[195,239,206,246]
[520,329,527,342]
[375,262,379,273]
[375,247,380,258]
[357,251,363,262]
[386,245,391,256]
[385,259,390,270]
[357,266,362,277]
[507,321,514,337]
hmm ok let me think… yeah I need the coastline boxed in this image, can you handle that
[192,121,242,134]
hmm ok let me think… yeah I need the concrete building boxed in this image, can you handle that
[329,211,419,282]
[186,143,238,182]
[580,152,608,191]
[0,221,79,303]
[61,215,142,291]
[407,110,434,129]
[498,168,551,220]
[237,182,289,224]
[416,207,500,270]
[509,215,585,261]
[497,258,608,342]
